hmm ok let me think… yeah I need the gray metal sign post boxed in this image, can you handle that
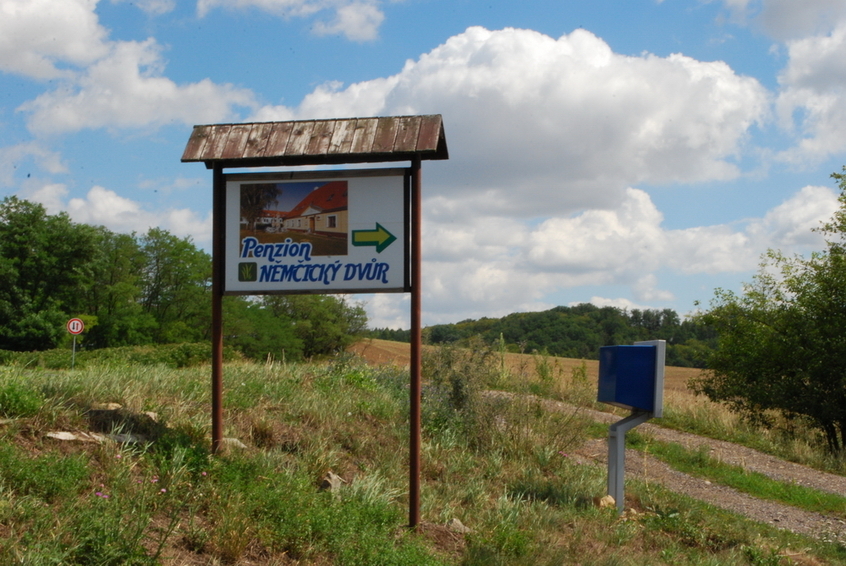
[598,339,665,514]
[607,410,651,513]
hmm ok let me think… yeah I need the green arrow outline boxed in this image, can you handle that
[351,223,397,253]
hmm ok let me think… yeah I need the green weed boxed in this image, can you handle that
[0,445,89,503]
[0,378,43,417]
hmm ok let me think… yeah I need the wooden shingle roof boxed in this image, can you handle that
[181,115,448,169]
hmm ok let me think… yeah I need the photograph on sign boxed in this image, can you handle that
[240,180,348,257]
[225,169,408,294]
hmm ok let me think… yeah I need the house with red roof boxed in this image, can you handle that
[282,181,348,238]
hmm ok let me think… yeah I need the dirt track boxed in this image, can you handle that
[351,339,846,543]
[561,398,846,543]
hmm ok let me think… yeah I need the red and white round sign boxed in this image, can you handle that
[67,318,84,335]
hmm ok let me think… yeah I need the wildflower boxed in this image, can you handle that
[160,488,167,494]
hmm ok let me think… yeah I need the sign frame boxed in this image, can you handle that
[223,168,410,295]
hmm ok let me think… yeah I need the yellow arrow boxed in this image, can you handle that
[352,223,397,253]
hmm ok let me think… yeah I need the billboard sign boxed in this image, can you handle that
[225,168,408,294]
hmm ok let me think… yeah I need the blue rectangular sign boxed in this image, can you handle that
[598,345,657,413]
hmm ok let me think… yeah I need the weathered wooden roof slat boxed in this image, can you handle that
[284,121,315,157]
[182,125,210,160]
[242,122,273,159]
[328,119,356,155]
[181,115,447,168]
[416,115,443,155]
[306,120,336,156]
[350,117,379,154]
[393,115,422,153]
[262,122,294,158]
[221,123,252,160]
[371,117,399,154]
[204,125,232,161]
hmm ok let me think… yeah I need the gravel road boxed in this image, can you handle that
[572,403,846,543]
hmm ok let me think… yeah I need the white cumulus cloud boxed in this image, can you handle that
[776,23,846,163]
[66,186,213,243]
[20,183,213,244]
[413,182,839,323]
[723,0,846,40]
[265,26,770,217]
[196,0,385,41]
[19,39,257,136]
[312,2,384,41]
[0,0,110,79]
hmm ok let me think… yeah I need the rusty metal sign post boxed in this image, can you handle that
[182,116,447,528]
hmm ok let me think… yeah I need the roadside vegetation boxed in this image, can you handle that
[0,346,843,565]
[0,196,367,362]
[693,168,846,454]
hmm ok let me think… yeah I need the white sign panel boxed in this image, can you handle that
[225,169,408,294]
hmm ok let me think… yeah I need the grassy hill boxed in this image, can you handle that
[0,344,842,564]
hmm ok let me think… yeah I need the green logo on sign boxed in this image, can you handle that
[239,262,257,281]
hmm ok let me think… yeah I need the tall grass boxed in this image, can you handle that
[657,387,846,473]
[476,339,846,474]
[0,348,843,564]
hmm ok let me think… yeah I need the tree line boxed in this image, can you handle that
[0,197,366,361]
[370,303,716,368]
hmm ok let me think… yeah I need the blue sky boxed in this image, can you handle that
[3,0,846,328]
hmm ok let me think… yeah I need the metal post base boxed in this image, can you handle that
[608,411,651,514]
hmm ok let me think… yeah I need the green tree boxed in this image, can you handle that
[222,297,304,361]
[693,167,846,452]
[0,197,99,350]
[83,228,156,348]
[240,183,279,233]
[139,228,211,343]
[259,295,367,359]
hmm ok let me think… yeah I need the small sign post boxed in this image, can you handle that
[67,318,84,369]
[597,339,665,513]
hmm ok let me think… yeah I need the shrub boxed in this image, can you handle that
[0,342,243,369]
[0,379,43,417]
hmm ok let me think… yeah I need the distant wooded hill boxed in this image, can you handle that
[367,304,716,368]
